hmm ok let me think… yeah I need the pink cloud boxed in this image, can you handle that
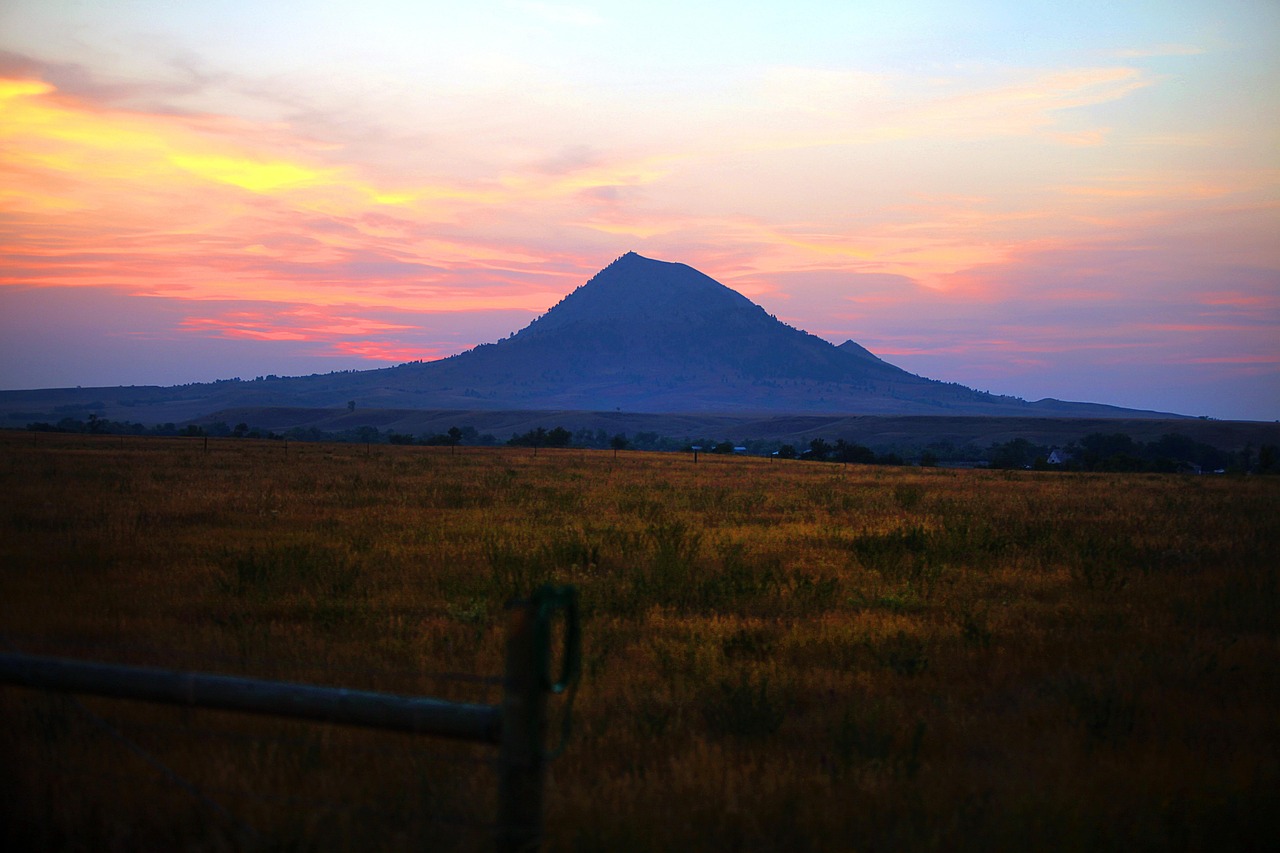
[178,308,418,343]
[329,341,450,362]
[1185,355,1279,365]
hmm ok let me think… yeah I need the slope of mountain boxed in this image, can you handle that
[0,252,1185,423]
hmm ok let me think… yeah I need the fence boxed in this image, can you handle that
[0,584,580,852]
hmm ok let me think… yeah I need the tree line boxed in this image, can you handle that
[985,433,1278,474]
[18,417,1277,473]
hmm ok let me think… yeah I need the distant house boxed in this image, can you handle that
[1047,448,1074,466]
[733,446,748,455]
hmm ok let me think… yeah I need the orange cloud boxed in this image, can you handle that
[0,75,603,327]
[0,74,492,229]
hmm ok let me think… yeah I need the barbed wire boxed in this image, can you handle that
[52,693,262,843]
[1,634,260,841]
[108,716,502,768]
[6,679,502,845]
[31,753,498,837]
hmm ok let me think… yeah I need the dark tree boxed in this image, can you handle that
[546,427,573,448]
[834,439,875,464]
[987,438,1045,469]
[805,438,831,461]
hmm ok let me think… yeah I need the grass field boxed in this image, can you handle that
[1,431,1277,851]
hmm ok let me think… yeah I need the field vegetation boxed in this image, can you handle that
[1,431,1277,851]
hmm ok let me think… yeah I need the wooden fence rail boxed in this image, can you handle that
[0,585,580,852]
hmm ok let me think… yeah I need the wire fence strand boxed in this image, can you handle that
[60,694,263,844]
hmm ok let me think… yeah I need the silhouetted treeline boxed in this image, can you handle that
[986,433,1279,474]
[25,415,229,438]
[784,437,904,465]
[19,417,1277,473]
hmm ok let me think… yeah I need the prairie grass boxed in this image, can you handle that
[1,431,1277,851]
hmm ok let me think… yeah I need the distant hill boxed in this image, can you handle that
[187,408,1279,456]
[0,251,1186,425]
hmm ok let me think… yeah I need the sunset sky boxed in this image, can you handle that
[1,1,1277,420]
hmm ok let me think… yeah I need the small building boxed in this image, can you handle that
[1047,448,1074,466]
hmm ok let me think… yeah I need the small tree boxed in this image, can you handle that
[610,433,629,459]
[509,427,550,454]
[834,439,875,464]
[547,427,573,448]
[806,438,831,461]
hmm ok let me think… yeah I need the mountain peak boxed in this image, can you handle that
[517,251,760,334]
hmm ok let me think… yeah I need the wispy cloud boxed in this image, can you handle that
[1112,44,1205,59]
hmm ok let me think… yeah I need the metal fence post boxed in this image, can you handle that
[496,597,546,852]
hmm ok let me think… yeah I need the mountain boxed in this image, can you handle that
[392,252,928,413]
[356,252,1175,416]
[0,252,1184,424]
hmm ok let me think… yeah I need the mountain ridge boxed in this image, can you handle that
[0,251,1189,423]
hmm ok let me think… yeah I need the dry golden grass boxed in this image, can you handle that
[1,431,1277,851]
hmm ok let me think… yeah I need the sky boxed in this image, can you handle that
[1,1,1277,420]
